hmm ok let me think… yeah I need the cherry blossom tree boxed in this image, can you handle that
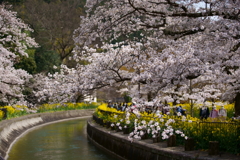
[33,65,83,104]
[71,0,240,115]
[0,4,38,106]
[35,0,239,115]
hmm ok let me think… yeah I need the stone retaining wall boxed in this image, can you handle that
[87,119,240,160]
[0,109,95,159]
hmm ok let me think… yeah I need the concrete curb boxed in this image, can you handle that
[0,109,95,159]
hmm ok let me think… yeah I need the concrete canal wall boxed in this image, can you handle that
[87,119,239,160]
[0,109,95,159]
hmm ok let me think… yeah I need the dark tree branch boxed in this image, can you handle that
[165,0,188,13]
[163,28,205,40]
[128,0,239,21]
[230,41,240,52]
[101,9,137,32]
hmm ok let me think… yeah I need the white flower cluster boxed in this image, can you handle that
[128,119,148,141]
[127,116,188,142]
[147,121,161,138]
[161,126,174,140]
[0,5,38,105]
[175,130,188,140]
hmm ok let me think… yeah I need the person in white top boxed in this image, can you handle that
[218,106,227,120]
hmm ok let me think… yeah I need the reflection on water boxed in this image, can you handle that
[7,118,113,160]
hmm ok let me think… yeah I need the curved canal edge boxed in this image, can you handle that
[0,109,95,159]
[87,119,240,160]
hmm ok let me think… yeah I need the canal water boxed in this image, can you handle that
[7,117,113,160]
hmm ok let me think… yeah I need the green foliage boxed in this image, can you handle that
[11,0,87,66]
[43,0,51,3]
[14,56,37,74]
[34,47,61,74]
[123,92,132,103]
[14,49,37,74]
[0,0,25,5]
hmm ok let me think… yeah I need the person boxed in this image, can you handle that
[182,109,187,116]
[163,104,170,115]
[209,106,219,118]
[113,103,119,109]
[107,102,113,108]
[173,106,178,116]
[218,106,227,120]
[130,102,137,112]
[158,103,164,114]
[175,106,181,116]
[177,106,182,112]
[175,106,186,116]
[180,107,187,116]
[156,105,162,115]
[122,103,127,111]
[145,105,152,114]
[117,103,123,111]
[199,105,210,120]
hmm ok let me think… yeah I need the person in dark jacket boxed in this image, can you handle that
[200,105,210,120]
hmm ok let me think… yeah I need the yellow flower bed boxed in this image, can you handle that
[94,103,239,154]
[38,102,99,112]
[0,105,29,119]
[0,110,4,119]
[0,102,99,121]
[97,103,124,114]
[38,103,60,111]
[5,106,16,115]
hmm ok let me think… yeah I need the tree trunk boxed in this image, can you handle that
[235,92,240,117]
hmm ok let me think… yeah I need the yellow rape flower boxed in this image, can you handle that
[0,111,4,120]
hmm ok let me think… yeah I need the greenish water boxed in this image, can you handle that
[7,118,113,160]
